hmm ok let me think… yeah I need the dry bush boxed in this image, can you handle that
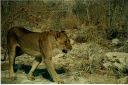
[85,26,102,42]
[61,42,107,76]
[75,36,87,43]
[73,26,107,44]
[61,15,80,30]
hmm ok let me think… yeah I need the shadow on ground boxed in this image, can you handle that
[13,64,65,82]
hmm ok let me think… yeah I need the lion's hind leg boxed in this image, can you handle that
[7,37,17,80]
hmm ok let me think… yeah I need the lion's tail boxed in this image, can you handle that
[1,48,8,61]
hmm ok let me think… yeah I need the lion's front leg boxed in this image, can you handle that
[27,56,42,80]
[39,38,64,83]
[27,60,39,80]
[44,58,64,84]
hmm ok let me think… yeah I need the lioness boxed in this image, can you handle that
[6,27,72,83]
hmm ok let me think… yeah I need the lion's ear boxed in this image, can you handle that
[55,31,65,39]
[56,31,61,38]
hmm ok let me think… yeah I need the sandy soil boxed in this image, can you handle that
[1,43,118,84]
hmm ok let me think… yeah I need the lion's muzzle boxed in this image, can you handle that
[62,49,67,53]
[62,45,72,53]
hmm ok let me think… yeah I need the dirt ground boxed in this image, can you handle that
[1,61,117,84]
[1,42,122,84]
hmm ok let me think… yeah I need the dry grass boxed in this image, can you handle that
[1,1,128,84]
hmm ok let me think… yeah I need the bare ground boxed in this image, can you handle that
[1,42,121,84]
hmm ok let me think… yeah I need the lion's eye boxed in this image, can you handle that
[65,41,67,43]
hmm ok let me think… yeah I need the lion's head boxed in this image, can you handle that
[55,31,72,53]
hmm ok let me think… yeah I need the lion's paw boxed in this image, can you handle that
[27,75,35,81]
